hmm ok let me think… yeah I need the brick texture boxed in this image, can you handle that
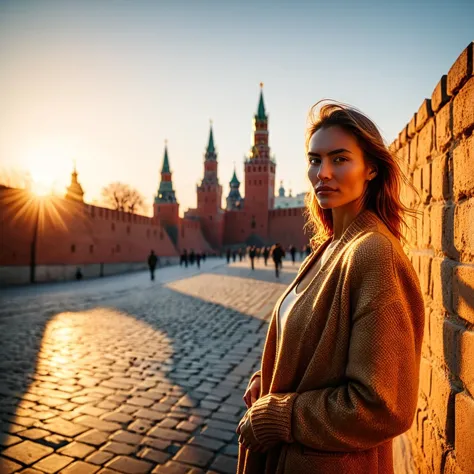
[393,42,474,474]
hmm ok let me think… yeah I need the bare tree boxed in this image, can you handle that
[101,182,147,214]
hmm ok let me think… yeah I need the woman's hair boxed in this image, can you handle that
[303,100,420,248]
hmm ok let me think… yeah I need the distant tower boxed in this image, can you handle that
[196,122,224,248]
[154,142,179,243]
[278,180,285,197]
[65,161,85,202]
[243,83,276,242]
[226,166,243,210]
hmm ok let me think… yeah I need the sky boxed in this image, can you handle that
[1,0,473,215]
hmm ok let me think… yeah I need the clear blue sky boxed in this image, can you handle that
[0,0,472,214]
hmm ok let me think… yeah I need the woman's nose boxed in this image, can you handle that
[316,161,332,181]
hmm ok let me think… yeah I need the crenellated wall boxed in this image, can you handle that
[0,187,214,285]
[391,42,474,474]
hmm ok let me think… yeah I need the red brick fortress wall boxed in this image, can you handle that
[390,42,474,474]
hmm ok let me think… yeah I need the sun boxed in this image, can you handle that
[29,170,55,196]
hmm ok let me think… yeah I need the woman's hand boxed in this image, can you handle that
[243,375,261,409]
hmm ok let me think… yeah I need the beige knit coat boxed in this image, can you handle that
[237,209,425,474]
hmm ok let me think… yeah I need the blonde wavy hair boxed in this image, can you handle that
[303,100,420,249]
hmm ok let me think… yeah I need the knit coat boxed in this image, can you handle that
[237,209,425,474]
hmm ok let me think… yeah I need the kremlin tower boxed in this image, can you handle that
[65,162,85,202]
[195,123,224,248]
[153,143,179,243]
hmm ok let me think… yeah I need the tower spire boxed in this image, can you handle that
[207,120,215,155]
[155,142,177,203]
[161,140,170,173]
[256,82,267,121]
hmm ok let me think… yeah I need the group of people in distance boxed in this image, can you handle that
[225,243,312,278]
[179,248,207,269]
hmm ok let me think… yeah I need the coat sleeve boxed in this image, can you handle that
[247,234,425,451]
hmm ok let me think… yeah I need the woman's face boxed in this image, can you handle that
[307,125,375,210]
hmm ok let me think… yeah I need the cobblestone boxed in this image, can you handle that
[0,258,298,471]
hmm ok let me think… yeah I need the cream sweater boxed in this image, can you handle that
[237,209,425,474]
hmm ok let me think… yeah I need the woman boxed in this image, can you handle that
[236,101,424,474]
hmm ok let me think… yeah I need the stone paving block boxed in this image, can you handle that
[77,406,108,418]
[105,455,153,474]
[85,450,114,466]
[147,427,190,443]
[43,418,88,437]
[76,429,110,446]
[40,434,71,450]
[206,420,237,433]
[151,460,204,473]
[140,437,170,451]
[199,427,234,443]
[222,443,239,457]
[158,419,179,429]
[127,419,154,435]
[188,435,225,452]
[2,440,54,464]
[59,441,96,458]
[74,415,121,432]
[133,409,165,422]
[173,445,214,468]
[101,441,137,455]
[60,461,100,473]
[127,397,154,408]
[0,432,22,447]
[110,431,143,445]
[96,401,119,410]
[101,412,134,424]
[19,428,52,440]
[18,469,44,474]
[210,454,237,474]
[0,457,22,474]
[136,447,171,463]
[32,453,74,473]
[176,421,198,433]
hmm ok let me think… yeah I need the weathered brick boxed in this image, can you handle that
[431,154,450,201]
[447,42,474,95]
[453,264,474,325]
[454,198,474,259]
[429,311,446,362]
[430,203,456,257]
[409,135,418,172]
[430,258,455,313]
[459,329,474,395]
[430,367,454,436]
[453,133,474,201]
[455,391,474,473]
[422,206,431,247]
[399,125,408,146]
[416,99,433,132]
[419,357,432,398]
[453,76,474,138]
[421,163,432,204]
[431,75,450,112]
[419,254,432,296]
[408,113,417,138]
[435,102,452,152]
[417,119,435,166]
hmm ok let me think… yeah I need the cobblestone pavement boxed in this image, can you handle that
[0,256,302,474]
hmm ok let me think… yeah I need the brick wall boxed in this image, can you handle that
[391,42,474,474]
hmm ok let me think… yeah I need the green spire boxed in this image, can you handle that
[230,168,240,186]
[256,82,267,120]
[161,142,170,173]
[207,122,215,154]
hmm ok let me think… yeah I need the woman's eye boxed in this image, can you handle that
[334,156,347,163]
[308,158,320,165]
